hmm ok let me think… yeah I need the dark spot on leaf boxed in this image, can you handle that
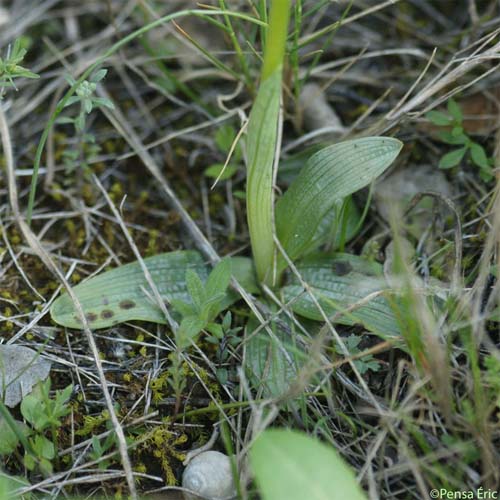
[101,309,114,319]
[333,261,352,276]
[102,297,109,305]
[73,315,82,324]
[86,312,98,322]
[119,300,136,310]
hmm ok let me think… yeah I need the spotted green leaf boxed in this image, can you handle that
[50,252,258,330]
[282,254,401,339]
[50,251,208,329]
[275,137,402,274]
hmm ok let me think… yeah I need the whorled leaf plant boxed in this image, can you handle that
[50,2,403,348]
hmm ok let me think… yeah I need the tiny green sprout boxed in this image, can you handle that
[336,335,381,375]
[171,259,233,349]
[205,311,242,385]
[0,379,73,476]
[426,98,495,181]
[0,38,39,96]
[63,69,114,132]
[205,124,242,183]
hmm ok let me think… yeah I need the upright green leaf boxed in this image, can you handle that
[246,69,282,286]
[186,269,206,310]
[250,429,366,500]
[205,258,232,298]
[246,0,290,286]
[275,137,402,274]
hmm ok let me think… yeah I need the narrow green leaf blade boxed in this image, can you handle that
[250,429,366,500]
[50,251,208,329]
[275,137,402,268]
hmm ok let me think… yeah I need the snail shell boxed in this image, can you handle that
[182,451,236,500]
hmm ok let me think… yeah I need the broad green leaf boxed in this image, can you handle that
[0,473,30,499]
[20,395,45,430]
[33,435,54,460]
[51,251,208,329]
[246,68,282,285]
[245,316,303,399]
[51,251,256,330]
[282,254,401,339]
[229,256,260,295]
[250,429,366,500]
[275,138,402,273]
[305,196,361,256]
[425,110,452,126]
[0,417,24,455]
[439,147,467,169]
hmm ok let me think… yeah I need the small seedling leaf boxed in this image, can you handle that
[447,98,463,122]
[0,345,51,408]
[250,429,366,500]
[205,258,232,298]
[426,110,452,126]
[470,142,490,169]
[186,269,206,310]
[204,163,238,181]
[438,147,467,169]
